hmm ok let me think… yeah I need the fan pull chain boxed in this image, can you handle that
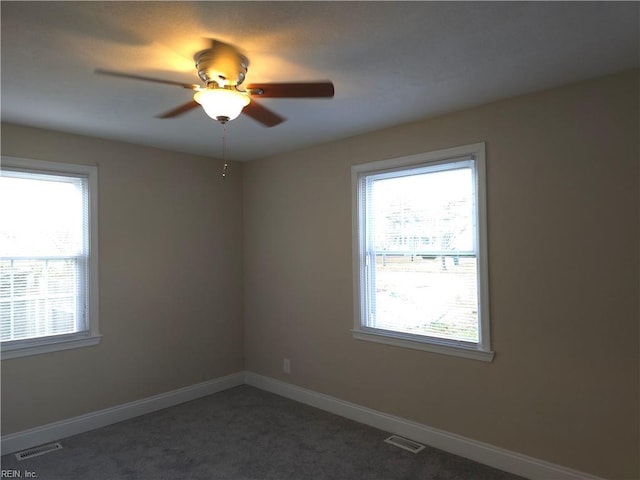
[221,123,229,179]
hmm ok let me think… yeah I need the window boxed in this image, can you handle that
[352,143,493,361]
[1,157,100,359]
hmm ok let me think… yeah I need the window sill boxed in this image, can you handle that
[1,333,102,360]
[352,329,494,362]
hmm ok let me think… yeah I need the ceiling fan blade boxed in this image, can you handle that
[242,101,285,127]
[95,69,199,90]
[246,82,334,98]
[156,100,201,119]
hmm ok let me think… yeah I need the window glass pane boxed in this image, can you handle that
[49,297,77,334]
[0,300,11,340]
[11,299,34,339]
[370,167,474,254]
[0,259,79,341]
[0,170,86,343]
[372,254,479,342]
[0,172,85,257]
[47,259,78,295]
[365,164,479,343]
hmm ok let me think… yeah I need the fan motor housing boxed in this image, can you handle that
[195,42,249,87]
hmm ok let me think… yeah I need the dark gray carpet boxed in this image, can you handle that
[1,385,525,479]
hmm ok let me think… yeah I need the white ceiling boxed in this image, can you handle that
[1,1,638,162]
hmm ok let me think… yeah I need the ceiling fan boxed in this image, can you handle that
[95,39,335,127]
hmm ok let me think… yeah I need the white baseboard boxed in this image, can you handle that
[244,372,603,480]
[2,371,604,480]
[1,372,245,455]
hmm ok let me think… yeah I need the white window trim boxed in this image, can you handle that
[351,143,493,362]
[1,156,101,360]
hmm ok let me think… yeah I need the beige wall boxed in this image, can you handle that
[1,125,244,434]
[243,70,639,479]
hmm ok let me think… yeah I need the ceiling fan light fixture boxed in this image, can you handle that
[95,38,334,126]
[194,88,250,123]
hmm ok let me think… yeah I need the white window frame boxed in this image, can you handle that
[352,143,493,362]
[1,156,100,359]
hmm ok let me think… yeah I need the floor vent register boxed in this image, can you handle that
[15,442,63,461]
[384,435,426,453]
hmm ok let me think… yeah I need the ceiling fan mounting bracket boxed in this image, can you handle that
[194,45,249,88]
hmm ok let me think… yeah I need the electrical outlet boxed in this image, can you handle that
[283,358,291,374]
